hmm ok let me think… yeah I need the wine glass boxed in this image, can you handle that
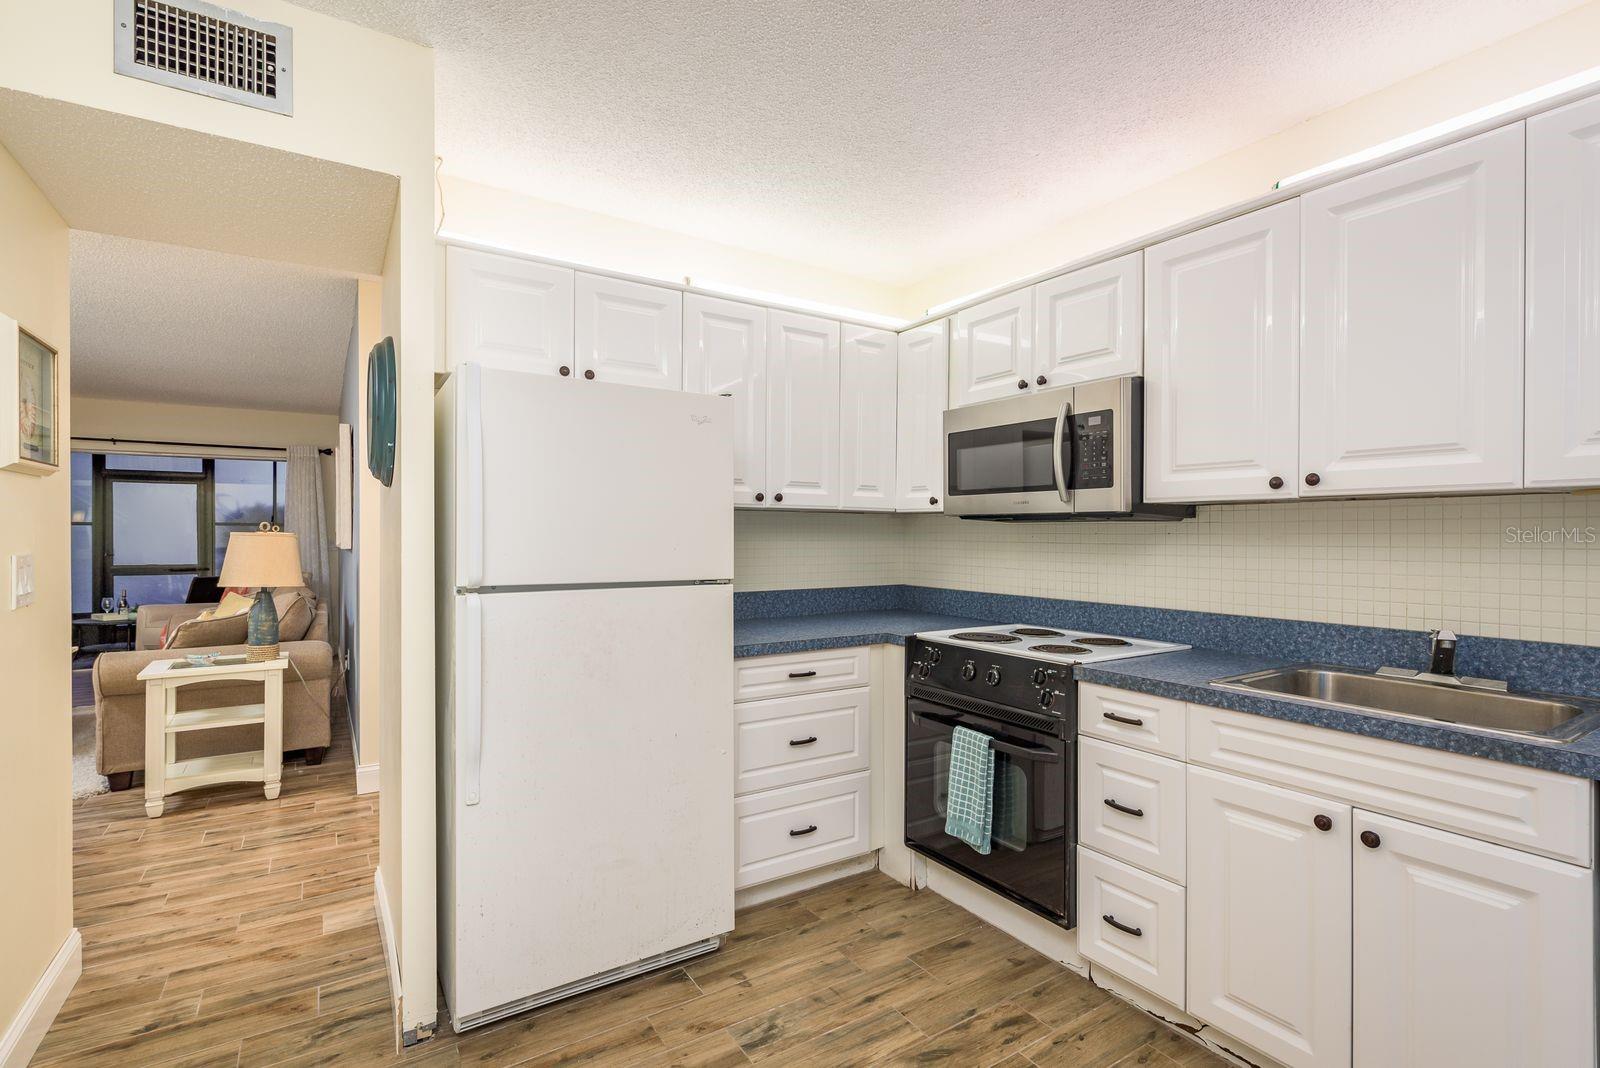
[100,597,114,615]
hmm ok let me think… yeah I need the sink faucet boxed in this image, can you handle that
[1427,628,1458,677]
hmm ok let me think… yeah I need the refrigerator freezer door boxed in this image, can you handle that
[456,363,734,589]
[447,583,735,1025]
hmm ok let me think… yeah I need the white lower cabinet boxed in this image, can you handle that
[1078,847,1186,1007]
[733,649,875,890]
[1353,810,1595,1068]
[1186,766,1352,1068]
[1078,688,1598,1068]
[735,770,871,889]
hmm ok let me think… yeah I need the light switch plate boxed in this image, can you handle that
[10,553,34,609]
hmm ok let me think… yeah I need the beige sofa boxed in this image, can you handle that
[94,597,334,790]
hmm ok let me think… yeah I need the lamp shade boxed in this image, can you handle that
[218,528,304,588]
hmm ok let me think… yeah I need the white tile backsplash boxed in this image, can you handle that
[735,494,1600,645]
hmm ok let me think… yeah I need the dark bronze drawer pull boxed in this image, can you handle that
[1103,914,1142,937]
[789,825,818,837]
[1102,711,1145,727]
[1103,798,1144,818]
[788,670,817,679]
[789,736,818,747]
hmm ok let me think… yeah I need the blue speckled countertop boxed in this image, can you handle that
[735,592,1600,780]
[734,611,991,658]
[1085,650,1600,779]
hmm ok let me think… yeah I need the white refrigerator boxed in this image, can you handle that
[436,362,735,1031]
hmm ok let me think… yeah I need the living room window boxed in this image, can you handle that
[71,451,287,613]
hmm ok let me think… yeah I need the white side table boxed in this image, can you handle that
[136,657,287,818]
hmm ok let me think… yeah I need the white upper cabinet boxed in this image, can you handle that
[1143,201,1301,503]
[895,319,949,512]
[949,290,1034,408]
[447,246,575,376]
[684,294,767,506]
[1352,811,1595,1068]
[1527,96,1600,488]
[574,273,684,390]
[767,311,841,509]
[1031,251,1142,388]
[1187,767,1351,1068]
[839,324,898,511]
[1299,124,1524,496]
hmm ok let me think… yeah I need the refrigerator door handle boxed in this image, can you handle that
[462,591,485,806]
[461,361,486,589]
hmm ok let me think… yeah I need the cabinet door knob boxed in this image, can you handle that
[1268,475,1284,490]
[929,496,939,506]
[1305,472,1321,486]
[754,492,765,502]
[1314,814,1333,832]
[773,492,783,503]
[1017,378,1029,389]
[1036,375,1048,386]
[1360,830,1381,849]
[584,369,596,380]
[559,365,571,377]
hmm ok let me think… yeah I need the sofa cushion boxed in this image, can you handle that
[276,594,314,642]
[165,611,250,649]
[215,590,254,618]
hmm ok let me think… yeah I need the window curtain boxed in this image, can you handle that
[285,445,330,602]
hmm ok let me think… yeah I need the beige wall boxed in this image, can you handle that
[0,0,440,1038]
[900,3,1600,315]
[0,143,73,1047]
[339,280,385,770]
[439,177,905,323]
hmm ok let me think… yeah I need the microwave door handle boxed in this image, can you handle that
[1052,395,1074,507]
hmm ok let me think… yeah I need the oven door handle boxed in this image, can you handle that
[910,709,1061,763]
[1052,395,1074,505]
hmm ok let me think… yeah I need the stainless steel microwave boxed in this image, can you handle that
[942,377,1192,521]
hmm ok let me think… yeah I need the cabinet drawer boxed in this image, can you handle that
[1077,847,1185,1007]
[737,688,869,795]
[1078,737,1186,883]
[735,648,869,701]
[735,771,871,889]
[1079,684,1187,759]
[1190,703,1594,866]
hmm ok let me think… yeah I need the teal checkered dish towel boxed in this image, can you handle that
[945,726,996,855]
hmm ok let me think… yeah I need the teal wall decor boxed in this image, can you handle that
[366,336,397,488]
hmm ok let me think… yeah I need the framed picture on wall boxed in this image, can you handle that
[1,312,59,475]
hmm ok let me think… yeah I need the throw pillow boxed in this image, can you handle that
[215,590,253,617]
[276,595,314,643]
[165,612,250,649]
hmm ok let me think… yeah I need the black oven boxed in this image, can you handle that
[904,639,1076,927]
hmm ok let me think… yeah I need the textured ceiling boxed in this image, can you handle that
[0,90,397,276]
[70,232,356,414]
[293,0,1578,285]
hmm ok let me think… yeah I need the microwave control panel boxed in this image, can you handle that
[1072,410,1114,489]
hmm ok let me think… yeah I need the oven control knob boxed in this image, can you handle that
[1031,666,1049,686]
[928,647,942,664]
[917,661,932,678]
[960,660,977,681]
[984,666,1002,686]
[1038,689,1055,709]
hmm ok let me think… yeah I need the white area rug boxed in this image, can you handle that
[73,706,108,800]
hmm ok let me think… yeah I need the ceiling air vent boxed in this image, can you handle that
[113,0,293,116]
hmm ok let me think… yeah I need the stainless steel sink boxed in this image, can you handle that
[1211,665,1600,744]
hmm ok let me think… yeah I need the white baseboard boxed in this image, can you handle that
[0,927,81,1068]
[734,852,880,909]
[373,869,401,1052]
[355,762,380,795]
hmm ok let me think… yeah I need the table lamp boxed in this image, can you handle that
[218,522,304,662]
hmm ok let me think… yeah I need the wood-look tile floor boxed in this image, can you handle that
[42,714,1225,1067]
